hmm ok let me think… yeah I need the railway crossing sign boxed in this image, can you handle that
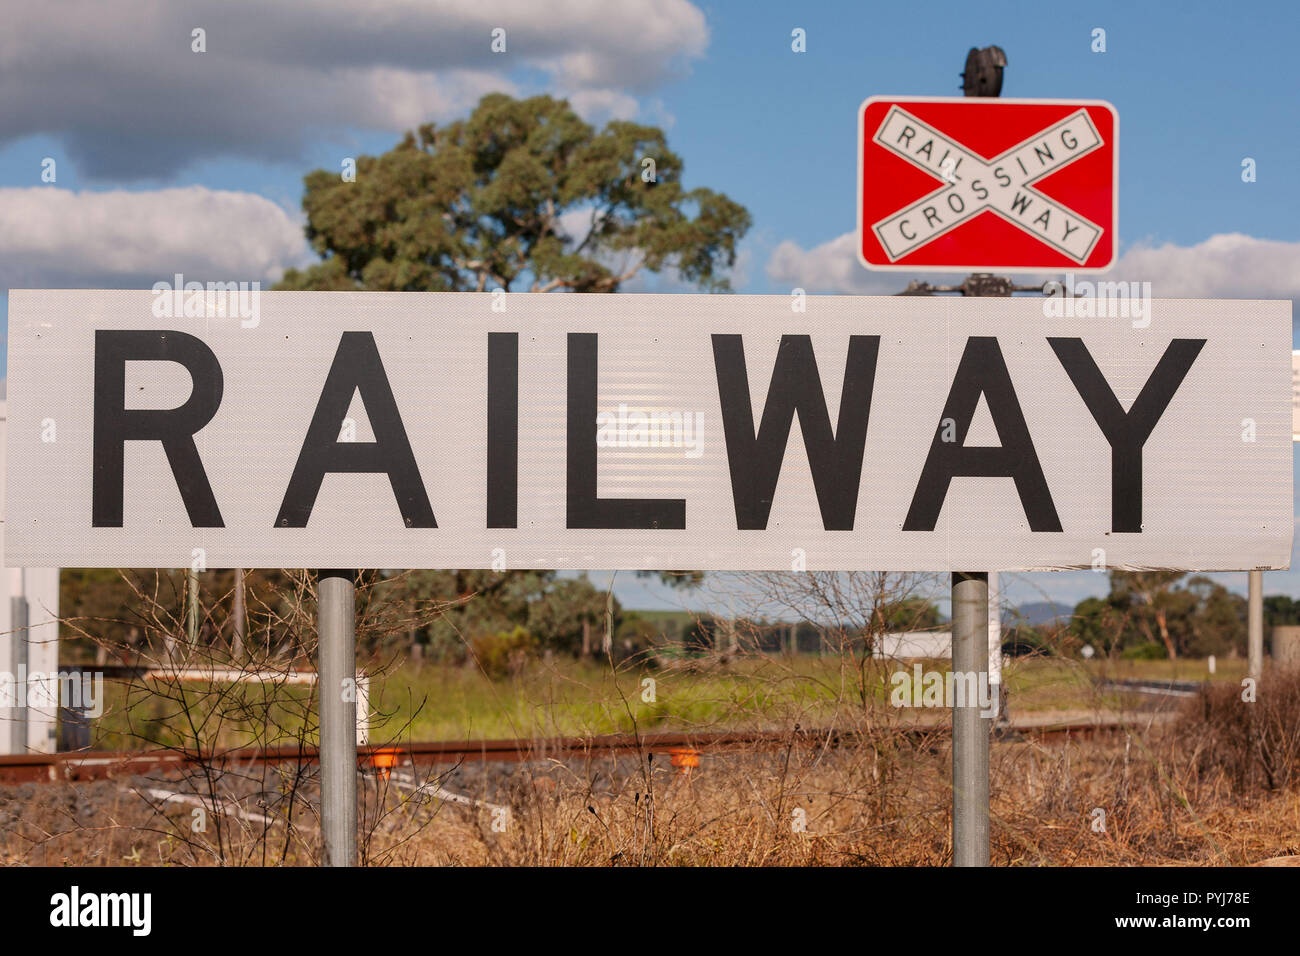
[858,96,1118,272]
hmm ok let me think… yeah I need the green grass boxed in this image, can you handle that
[86,652,1239,749]
[1002,654,1242,713]
[366,656,854,741]
[1082,656,1247,683]
[91,679,317,751]
[88,654,872,749]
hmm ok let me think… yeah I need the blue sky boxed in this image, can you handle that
[2,0,1298,616]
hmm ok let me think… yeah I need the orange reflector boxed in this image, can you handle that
[370,747,400,780]
[669,748,700,773]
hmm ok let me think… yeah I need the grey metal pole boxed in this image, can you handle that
[1248,569,1264,681]
[231,568,246,659]
[186,567,199,644]
[987,570,1002,721]
[9,596,29,754]
[952,571,990,867]
[318,569,357,866]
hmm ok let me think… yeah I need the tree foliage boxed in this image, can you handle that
[1069,572,1248,659]
[383,570,620,660]
[1264,594,1300,628]
[276,93,751,294]
[59,568,297,659]
[876,597,943,632]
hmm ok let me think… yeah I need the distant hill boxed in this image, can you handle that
[1010,600,1074,628]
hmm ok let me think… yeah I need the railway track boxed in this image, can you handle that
[0,719,1142,785]
[1096,676,1204,698]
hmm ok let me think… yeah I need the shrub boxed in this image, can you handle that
[1121,641,1167,661]
[1177,670,1300,793]
[468,626,534,679]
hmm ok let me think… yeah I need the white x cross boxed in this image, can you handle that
[871,106,1105,263]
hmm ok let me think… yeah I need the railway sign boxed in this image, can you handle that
[3,291,1290,572]
[858,96,1118,272]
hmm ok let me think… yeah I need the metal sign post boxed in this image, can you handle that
[1248,569,1263,681]
[988,570,1002,720]
[318,569,357,866]
[8,593,28,754]
[949,270,997,868]
[951,571,990,866]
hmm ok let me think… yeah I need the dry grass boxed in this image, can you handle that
[8,686,1300,866]
[22,569,1298,866]
[394,723,1300,867]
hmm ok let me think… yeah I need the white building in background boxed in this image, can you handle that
[0,394,62,754]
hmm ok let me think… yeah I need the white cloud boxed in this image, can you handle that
[727,245,753,290]
[766,232,968,294]
[0,186,310,288]
[1113,233,1300,300]
[557,207,599,248]
[346,68,516,131]
[766,229,1300,303]
[0,0,709,179]
[565,89,643,125]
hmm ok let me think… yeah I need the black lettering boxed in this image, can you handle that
[275,332,435,528]
[567,333,685,529]
[713,334,880,531]
[903,337,1061,532]
[93,330,224,528]
[487,332,518,528]
[1048,337,1205,533]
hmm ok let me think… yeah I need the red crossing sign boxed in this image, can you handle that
[858,96,1118,272]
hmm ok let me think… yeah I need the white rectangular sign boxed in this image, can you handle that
[4,290,1292,572]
